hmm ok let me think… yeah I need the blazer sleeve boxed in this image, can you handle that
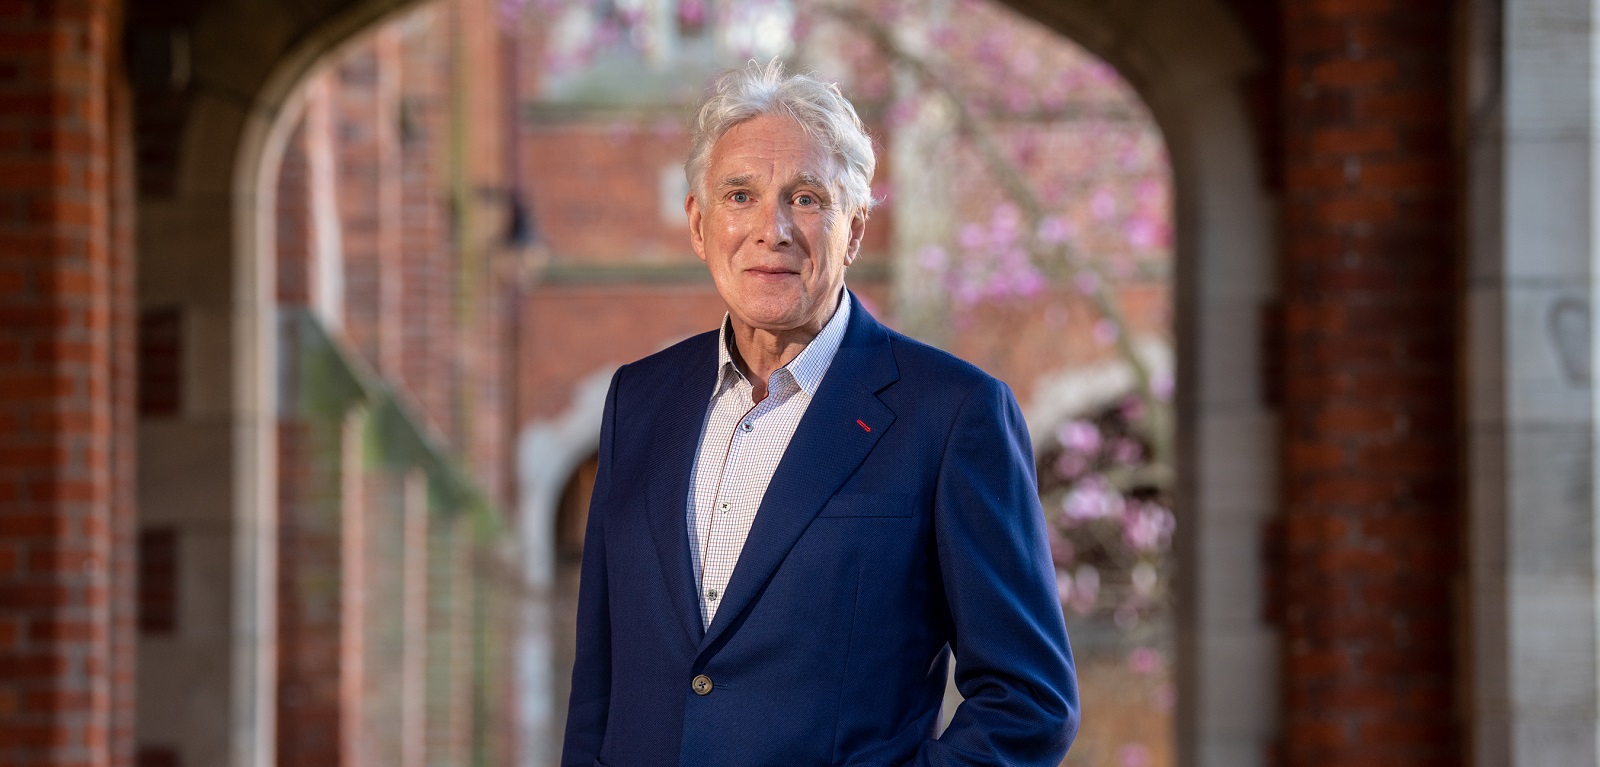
[560,367,622,767]
[912,376,1080,767]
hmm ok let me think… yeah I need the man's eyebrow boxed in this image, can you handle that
[715,174,753,190]
[795,173,833,198]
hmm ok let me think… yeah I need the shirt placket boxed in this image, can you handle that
[703,378,791,622]
[703,386,756,619]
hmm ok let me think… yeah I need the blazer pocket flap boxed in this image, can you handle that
[819,492,916,518]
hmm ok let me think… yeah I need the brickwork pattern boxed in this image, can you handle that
[396,7,457,443]
[1278,1,1460,764]
[335,42,401,378]
[270,4,522,766]
[0,0,132,765]
[275,418,347,767]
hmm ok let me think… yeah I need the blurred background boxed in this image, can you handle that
[0,0,1578,766]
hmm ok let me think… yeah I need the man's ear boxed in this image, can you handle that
[843,209,866,266]
[686,194,707,262]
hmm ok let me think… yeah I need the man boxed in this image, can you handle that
[561,61,1078,767]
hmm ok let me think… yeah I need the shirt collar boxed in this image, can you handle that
[715,287,853,398]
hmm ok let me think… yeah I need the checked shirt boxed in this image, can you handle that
[687,291,852,629]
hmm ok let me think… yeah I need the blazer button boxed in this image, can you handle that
[691,674,713,696]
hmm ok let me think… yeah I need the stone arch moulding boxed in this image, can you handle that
[995,1,1281,765]
[514,365,615,764]
[152,1,441,766]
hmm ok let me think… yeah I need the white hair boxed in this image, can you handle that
[685,60,878,217]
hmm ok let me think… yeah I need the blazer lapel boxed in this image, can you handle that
[699,296,900,652]
[644,333,718,646]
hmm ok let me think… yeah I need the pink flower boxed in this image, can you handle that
[1063,476,1123,522]
[1053,451,1087,479]
[1009,269,1044,297]
[1090,187,1118,220]
[1111,438,1143,464]
[1037,215,1074,245]
[1123,502,1175,552]
[678,0,705,26]
[1126,216,1161,250]
[1055,419,1101,454]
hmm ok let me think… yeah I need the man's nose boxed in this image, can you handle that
[757,200,792,248]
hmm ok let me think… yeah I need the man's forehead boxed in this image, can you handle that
[710,117,839,174]
[710,130,838,188]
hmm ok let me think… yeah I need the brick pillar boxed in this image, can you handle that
[1278,1,1460,765]
[0,0,122,765]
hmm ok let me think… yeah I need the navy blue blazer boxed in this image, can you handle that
[561,294,1078,767]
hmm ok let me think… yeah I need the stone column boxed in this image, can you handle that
[1467,0,1600,763]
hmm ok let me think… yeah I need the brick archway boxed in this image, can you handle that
[164,0,1279,765]
[7,0,1496,765]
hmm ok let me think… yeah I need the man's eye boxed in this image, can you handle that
[730,192,750,203]
[794,193,817,206]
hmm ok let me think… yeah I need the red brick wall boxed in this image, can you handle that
[523,122,702,264]
[518,286,725,420]
[275,113,344,767]
[275,418,345,767]
[335,40,401,378]
[0,0,130,765]
[272,5,522,766]
[397,10,456,443]
[1277,1,1459,764]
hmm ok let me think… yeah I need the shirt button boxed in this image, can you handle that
[706,588,718,600]
[692,674,713,695]
[741,421,753,432]
[718,502,729,514]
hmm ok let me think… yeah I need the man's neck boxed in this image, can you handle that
[726,292,844,404]
[728,325,814,404]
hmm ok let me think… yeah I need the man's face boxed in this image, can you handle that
[688,114,866,339]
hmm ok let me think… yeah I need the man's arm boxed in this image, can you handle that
[560,368,622,767]
[916,376,1080,767]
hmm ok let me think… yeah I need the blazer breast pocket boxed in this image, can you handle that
[818,492,917,518]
